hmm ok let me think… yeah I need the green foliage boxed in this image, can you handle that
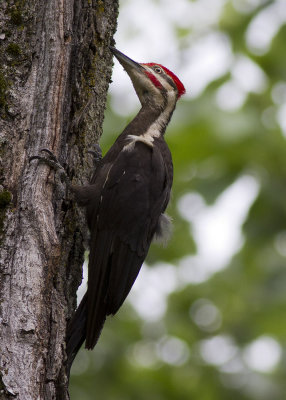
[70,1,286,399]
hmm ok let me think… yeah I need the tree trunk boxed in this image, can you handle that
[0,0,118,398]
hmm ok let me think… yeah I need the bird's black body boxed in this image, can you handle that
[64,48,185,373]
[66,103,173,367]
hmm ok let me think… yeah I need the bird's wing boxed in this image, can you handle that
[85,141,171,349]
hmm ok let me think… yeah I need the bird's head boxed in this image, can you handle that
[110,47,185,109]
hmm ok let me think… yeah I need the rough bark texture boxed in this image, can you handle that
[0,0,118,398]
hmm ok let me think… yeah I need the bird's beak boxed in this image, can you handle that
[110,47,143,74]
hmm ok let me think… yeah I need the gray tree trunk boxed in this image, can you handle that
[0,0,118,398]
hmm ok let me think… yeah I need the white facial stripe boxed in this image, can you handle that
[143,66,177,137]
[145,91,177,137]
[144,66,175,92]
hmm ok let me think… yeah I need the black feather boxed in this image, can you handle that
[66,111,174,373]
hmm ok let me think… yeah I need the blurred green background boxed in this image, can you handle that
[70,0,286,398]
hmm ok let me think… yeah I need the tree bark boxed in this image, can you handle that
[0,0,118,398]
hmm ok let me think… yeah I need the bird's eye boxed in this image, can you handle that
[154,66,162,74]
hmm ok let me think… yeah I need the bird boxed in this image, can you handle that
[31,47,185,375]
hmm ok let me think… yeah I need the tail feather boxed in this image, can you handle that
[66,293,88,377]
[65,291,107,376]
[85,295,107,350]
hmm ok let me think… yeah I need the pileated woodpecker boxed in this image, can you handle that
[31,47,185,374]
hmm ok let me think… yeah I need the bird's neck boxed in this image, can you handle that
[123,94,177,139]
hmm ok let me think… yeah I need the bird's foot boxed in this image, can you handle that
[29,148,69,184]
[87,144,102,168]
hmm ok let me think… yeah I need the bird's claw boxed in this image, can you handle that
[29,149,68,182]
[39,148,59,162]
[88,144,102,168]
